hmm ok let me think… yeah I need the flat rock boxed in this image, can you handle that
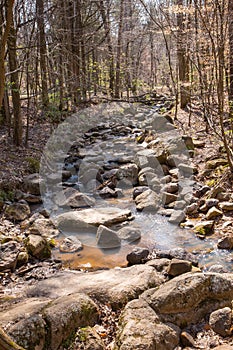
[220,202,233,211]
[56,207,132,229]
[217,234,233,250]
[168,210,185,224]
[193,220,214,236]
[27,265,164,308]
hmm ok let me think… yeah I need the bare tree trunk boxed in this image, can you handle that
[115,0,124,98]
[228,0,233,113]
[176,0,190,109]
[98,0,115,96]
[0,0,14,110]
[8,22,22,146]
[36,0,49,107]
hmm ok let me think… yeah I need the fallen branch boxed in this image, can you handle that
[0,327,25,350]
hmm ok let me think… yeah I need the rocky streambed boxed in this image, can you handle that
[1,102,233,349]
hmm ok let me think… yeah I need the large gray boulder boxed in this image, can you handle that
[4,202,30,221]
[56,207,132,229]
[115,299,180,350]
[141,272,233,326]
[96,225,121,248]
[135,189,160,212]
[55,187,95,208]
[27,265,165,308]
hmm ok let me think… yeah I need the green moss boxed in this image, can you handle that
[26,157,40,173]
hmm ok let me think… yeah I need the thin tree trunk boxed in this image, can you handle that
[0,0,14,110]
[0,327,25,350]
[8,23,22,146]
[115,0,124,98]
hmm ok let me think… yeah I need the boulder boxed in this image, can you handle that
[0,241,20,271]
[43,293,99,350]
[127,247,149,265]
[178,163,196,175]
[115,299,180,350]
[141,272,233,326]
[200,198,220,212]
[168,210,185,224]
[217,234,233,250]
[146,258,170,272]
[28,218,59,238]
[96,225,121,249]
[209,307,232,337]
[56,207,132,229]
[167,258,192,277]
[135,189,160,212]
[98,187,118,198]
[4,202,30,221]
[206,206,223,220]
[162,192,177,205]
[24,173,44,195]
[132,186,149,199]
[59,236,83,253]
[55,188,95,208]
[138,172,157,186]
[118,163,139,185]
[161,183,179,194]
[118,226,141,243]
[193,220,214,236]
[24,234,51,259]
[153,248,198,266]
[27,265,164,308]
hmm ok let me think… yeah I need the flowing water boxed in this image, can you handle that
[51,133,233,272]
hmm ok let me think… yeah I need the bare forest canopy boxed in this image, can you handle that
[1,0,233,168]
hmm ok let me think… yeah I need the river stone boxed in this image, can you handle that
[118,226,141,243]
[59,236,83,253]
[168,210,185,224]
[115,299,180,350]
[135,189,160,212]
[55,187,95,208]
[24,173,44,195]
[27,265,164,308]
[219,202,233,211]
[200,198,220,212]
[0,241,21,271]
[132,186,149,199]
[15,189,42,203]
[208,264,228,273]
[167,258,192,277]
[162,182,179,194]
[146,258,170,272]
[118,163,138,185]
[206,206,223,220]
[153,248,198,266]
[217,234,233,250]
[127,247,149,265]
[193,220,214,235]
[24,234,51,259]
[56,207,132,229]
[212,346,233,350]
[141,272,233,326]
[178,163,196,175]
[98,186,118,198]
[96,225,121,248]
[186,202,199,215]
[4,202,31,221]
[138,172,157,186]
[43,293,99,350]
[162,192,177,205]
[28,218,59,238]
[209,307,232,337]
